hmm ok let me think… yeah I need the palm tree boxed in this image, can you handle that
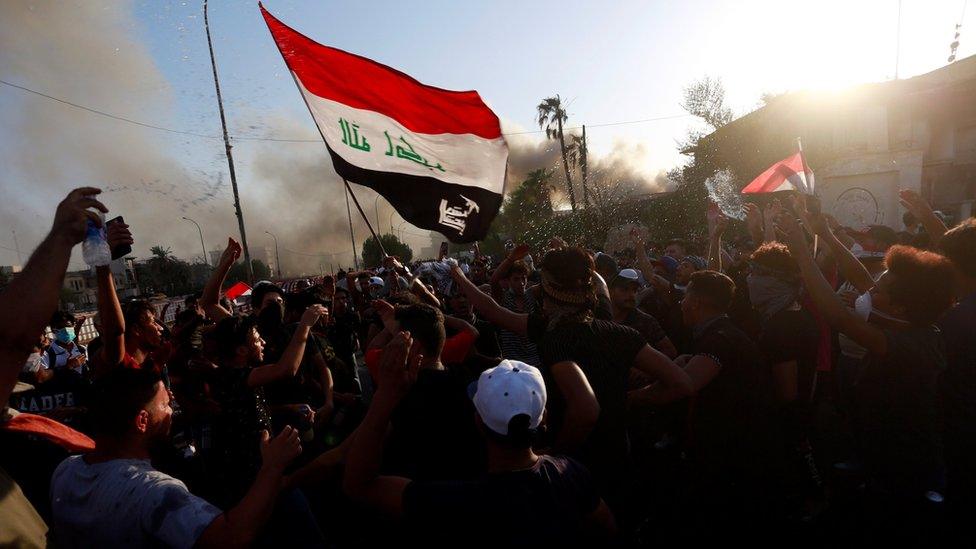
[150,245,173,261]
[536,95,577,211]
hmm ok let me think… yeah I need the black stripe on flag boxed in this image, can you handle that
[327,146,504,244]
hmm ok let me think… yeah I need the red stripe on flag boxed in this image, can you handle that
[741,152,808,194]
[225,281,252,301]
[260,4,502,139]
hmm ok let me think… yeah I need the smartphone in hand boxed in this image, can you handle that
[106,216,132,260]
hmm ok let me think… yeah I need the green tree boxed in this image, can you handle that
[361,234,413,269]
[137,246,193,296]
[537,95,577,211]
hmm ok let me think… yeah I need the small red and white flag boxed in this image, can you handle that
[225,281,252,301]
[260,4,507,243]
[741,152,815,195]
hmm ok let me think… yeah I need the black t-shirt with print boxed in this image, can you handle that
[527,315,646,478]
[688,315,771,474]
[402,454,600,547]
[209,366,273,506]
[383,367,486,482]
[854,326,945,490]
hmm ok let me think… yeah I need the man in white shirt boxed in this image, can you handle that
[50,368,302,548]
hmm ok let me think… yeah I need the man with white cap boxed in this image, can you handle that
[344,332,616,546]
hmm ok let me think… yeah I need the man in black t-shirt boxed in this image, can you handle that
[343,333,616,547]
[448,247,693,519]
[366,301,486,481]
[677,271,772,493]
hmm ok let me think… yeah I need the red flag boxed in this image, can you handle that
[225,281,252,300]
[741,152,815,194]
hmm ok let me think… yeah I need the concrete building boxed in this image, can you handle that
[691,55,976,230]
[61,258,140,311]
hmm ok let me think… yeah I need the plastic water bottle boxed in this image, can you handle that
[81,201,111,267]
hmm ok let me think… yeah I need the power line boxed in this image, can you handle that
[1,78,692,142]
[0,78,220,140]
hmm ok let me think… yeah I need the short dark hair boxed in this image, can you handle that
[213,315,258,361]
[123,300,156,331]
[750,242,799,277]
[481,414,538,450]
[687,270,736,311]
[250,282,284,308]
[940,218,976,279]
[903,211,918,227]
[394,303,445,357]
[50,310,76,329]
[89,368,162,437]
[885,245,955,325]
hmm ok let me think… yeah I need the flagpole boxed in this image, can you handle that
[797,136,819,257]
[343,179,389,258]
[204,0,254,283]
[343,184,360,270]
[278,60,389,263]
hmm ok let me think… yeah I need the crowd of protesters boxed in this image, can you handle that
[1,185,974,547]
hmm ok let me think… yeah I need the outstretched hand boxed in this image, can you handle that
[372,299,397,333]
[259,426,302,473]
[376,331,422,399]
[52,187,108,246]
[899,189,933,220]
[219,237,242,266]
[106,220,134,251]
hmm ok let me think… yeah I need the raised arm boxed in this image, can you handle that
[247,305,327,387]
[201,238,241,322]
[780,216,888,356]
[343,331,420,518]
[806,211,874,293]
[490,244,529,299]
[94,265,125,376]
[0,188,106,405]
[449,265,529,336]
[900,189,947,246]
[706,213,728,272]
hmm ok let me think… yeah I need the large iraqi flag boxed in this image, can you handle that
[260,4,507,243]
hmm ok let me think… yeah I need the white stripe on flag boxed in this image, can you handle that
[296,75,507,194]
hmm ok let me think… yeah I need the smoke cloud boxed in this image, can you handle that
[0,1,671,277]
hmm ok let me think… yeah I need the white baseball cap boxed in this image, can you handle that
[368,276,385,287]
[470,360,547,436]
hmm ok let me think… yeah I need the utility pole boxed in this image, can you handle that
[204,0,253,282]
[11,229,21,265]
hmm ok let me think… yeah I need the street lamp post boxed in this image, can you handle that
[181,217,209,267]
[265,231,281,279]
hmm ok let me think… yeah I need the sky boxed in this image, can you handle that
[1,0,973,271]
